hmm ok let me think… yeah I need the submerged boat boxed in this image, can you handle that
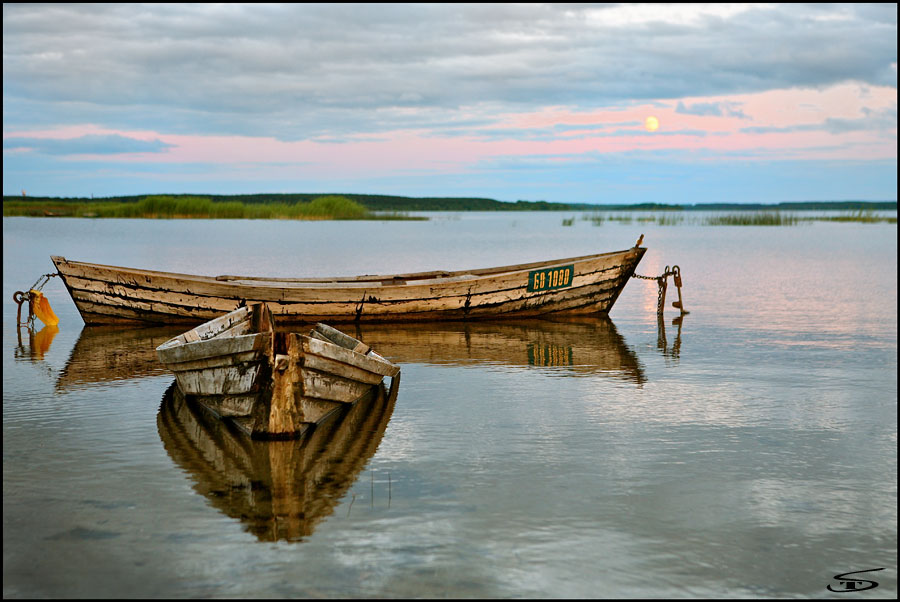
[157,378,396,542]
[155,303,400,439]
[51,239,646,325]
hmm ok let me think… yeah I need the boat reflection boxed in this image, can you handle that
[157,379,397,542]
[55,325,187,392]
[349,315,646,385]
[53,315,648,392]
[14,323,59,361]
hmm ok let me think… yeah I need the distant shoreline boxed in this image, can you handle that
[2,194,424,220]
[2,192,896,215]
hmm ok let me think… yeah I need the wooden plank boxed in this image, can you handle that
[160,350,264,373]
[312,323,369,352]
[157,332,270,365]
[300,353,386,385]
[175,363,264,396]
[300,335,399,377]
[62,297,223,324]
[299,369,375,403]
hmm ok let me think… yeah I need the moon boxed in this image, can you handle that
[645,116,659,131]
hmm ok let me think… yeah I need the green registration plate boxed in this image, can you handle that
[527,264,574,292]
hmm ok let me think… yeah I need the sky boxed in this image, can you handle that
[2,3,897,204]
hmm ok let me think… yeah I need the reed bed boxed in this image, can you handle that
[807,209,897,224]
[580,212,684,226]
[3,195,421,220]
[5,197,893,225]
[704,211,799,226]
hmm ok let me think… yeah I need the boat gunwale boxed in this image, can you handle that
[156,328,267,354]
[157,304,400,375]
[156,305,257,352]
[52,247,644,288]
[156,330,271,365]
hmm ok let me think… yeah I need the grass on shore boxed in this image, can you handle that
[706,210,896,225]
[4,197,895,225]
[573,210,896,227]
[705,211,799,226]
[2,195,424,220]
[809,209,897,224]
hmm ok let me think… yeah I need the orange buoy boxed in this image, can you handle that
[29,290,59,326]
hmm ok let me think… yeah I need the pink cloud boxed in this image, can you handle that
[5,84,894,174]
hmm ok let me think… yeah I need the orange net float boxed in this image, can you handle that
[29,289,59,326]
[13,281,60,327]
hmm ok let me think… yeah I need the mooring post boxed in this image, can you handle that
[670,265,688,315]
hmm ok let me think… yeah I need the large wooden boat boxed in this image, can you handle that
[51,241,646,325]
[155,303,400,439]
[157,379,396,542]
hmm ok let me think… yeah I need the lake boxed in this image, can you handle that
[3,213,897,598]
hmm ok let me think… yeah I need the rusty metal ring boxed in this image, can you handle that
[13,290,28,305]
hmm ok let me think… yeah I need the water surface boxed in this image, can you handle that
[3,214,896,598]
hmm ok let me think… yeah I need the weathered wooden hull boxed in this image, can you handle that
[51,245,646,325]
[156,305,400,438]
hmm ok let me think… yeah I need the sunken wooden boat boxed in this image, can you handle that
[155,303,400,439]
[157,379,396,542]
[51,239,646,325]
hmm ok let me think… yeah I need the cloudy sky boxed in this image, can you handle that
[3,3,897,203]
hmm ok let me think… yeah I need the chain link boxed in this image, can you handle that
[632,268,676,281]
[28,272,58,292]
[14,273,58,327]
[632,266,684,316]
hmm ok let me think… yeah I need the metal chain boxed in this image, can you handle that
[632,268,676,281]
[28,272,58,292]
[656,278,666,313]
[632,266,684,317]
[13,273,58,327]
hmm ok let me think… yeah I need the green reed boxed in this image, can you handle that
[657,213,684,226]
[810,209,897,224]
[704,211,799,226]
[2,195,419,220]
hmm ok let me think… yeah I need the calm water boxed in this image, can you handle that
[3,214,897,598]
